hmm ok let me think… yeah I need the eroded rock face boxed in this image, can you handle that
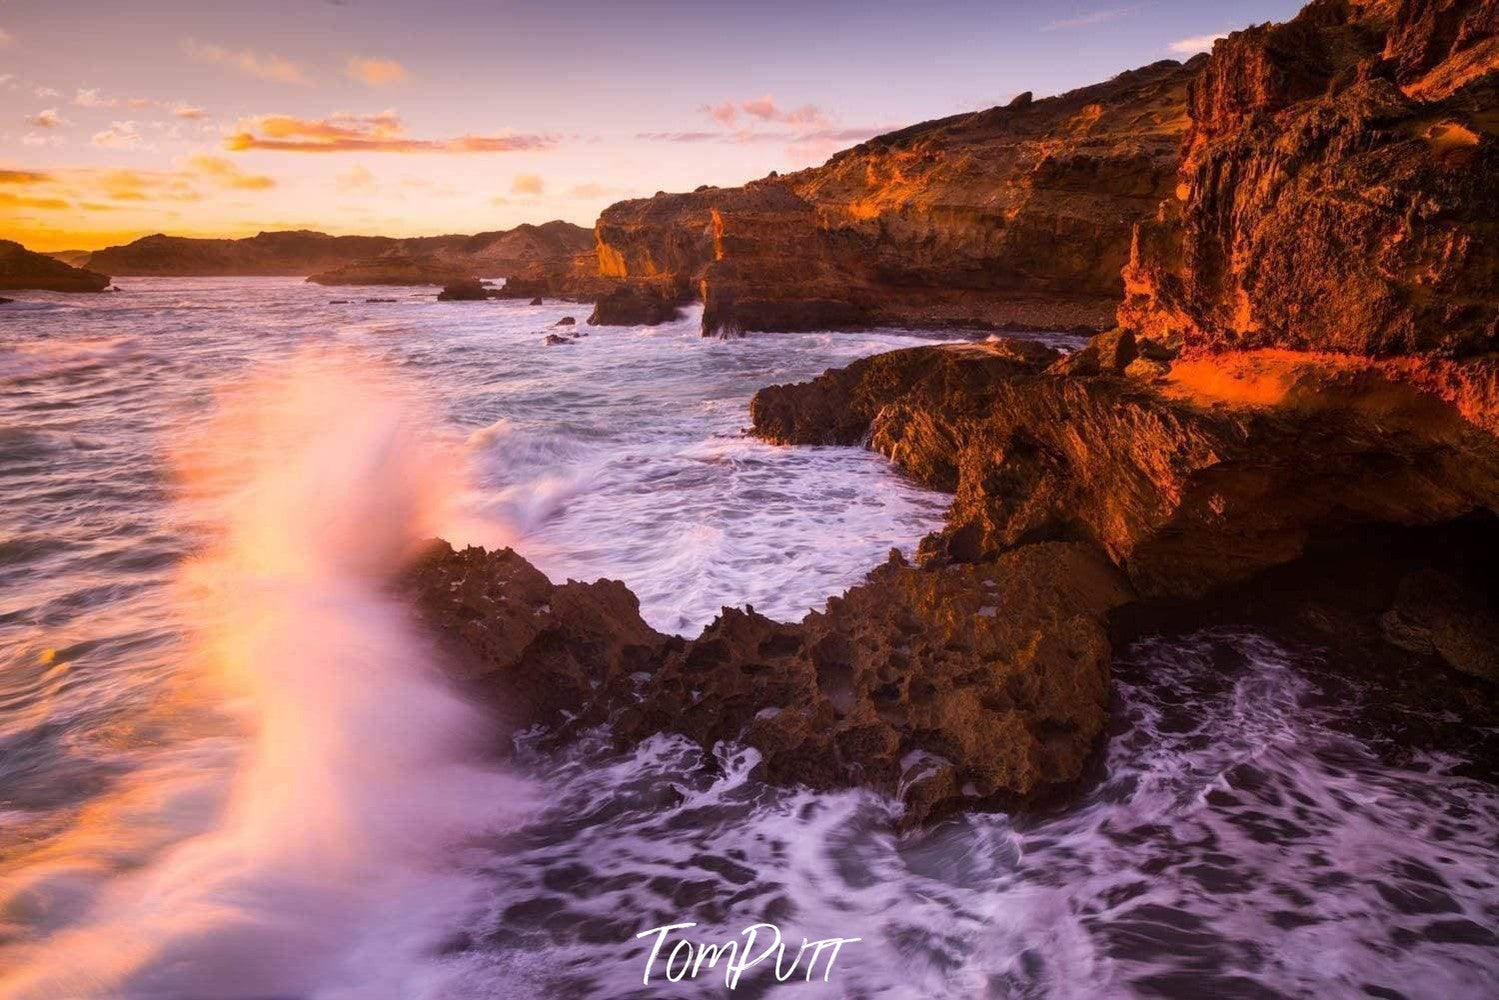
[0,240,112,293]
[596,60,1198,335]
[752,342,1499,598]
[586,279,685,326]
[407,539,1130,822]
[437,279,494,301]
[1119,0,1499,357]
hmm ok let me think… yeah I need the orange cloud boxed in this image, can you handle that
[224,113,555,154]
[0,192,69,210]
[0,169,53,184]
[182,37,310,85]
[173,104,207,120]
[337,165,376,190]
[93,169,201,203]
[186,155,276,190]
[346,57,408,87]
[511,173,544,195]
[26,109,66,128]
[703,101,737,126]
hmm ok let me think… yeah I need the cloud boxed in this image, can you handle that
[1169,32,1227,54]
[1042,5,1149,31]
[186,154,275,190]
[336,164,375,190]
[0,28,12,48]
[511,173,544,196]
[0,169,53,184]
[346,57,407,87]
[0,192,69,210]
[182,37,310,85]
[172,104,206,120]
[35,86,62,99]
[74,88,113,108]
[224,112,555,153]
[699,94,832,133]
[92,121,147,149]
[27,108,66,128]
[93,168,201,203]
[641,124,885,146]
[703,101,737,126]
[637,130,720,143]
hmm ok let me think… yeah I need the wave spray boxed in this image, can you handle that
[0,351,527,999]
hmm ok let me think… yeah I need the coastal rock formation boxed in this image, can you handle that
[437,279,495,301]
[0,240,112,293]
[306,256,470,286]
[1119,0,1499,356]
[751,342,1499,598]
[586,279,684,326]
[408,539,1130,822]
[82,221,593,277]
[596,58,1197,335]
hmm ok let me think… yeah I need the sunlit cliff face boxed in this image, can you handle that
[0,1,1299,250]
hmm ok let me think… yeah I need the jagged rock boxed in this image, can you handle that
[554,316,577,326]
[0,240,112,293]
[406,542,669,732]
[1119,0,1499,357]
[1382,567,1499,681]
[0,297,13,305]
[587,280,683,326]
[1047,328,1138,376]
[596,60,1198,335]
[543,333,574,345]
[752,343,1499,598]
[437,279,492,301]
[529,296,544,305]
[409,539,1130,823]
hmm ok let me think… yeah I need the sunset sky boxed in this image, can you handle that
[0,0,1301,251]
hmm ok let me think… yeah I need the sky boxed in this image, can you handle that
[0,0,1303,251]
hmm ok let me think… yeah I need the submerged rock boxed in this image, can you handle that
[555,316,577,326]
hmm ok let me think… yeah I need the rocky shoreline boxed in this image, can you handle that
[406,0,1499,822]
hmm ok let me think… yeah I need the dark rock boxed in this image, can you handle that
[1382,568,1499,682]
[555,316,576,326]
[0,240,112,293]
[85,221,593,277]
[543,333,574,346]
[0,296,12,305]
[408,539,1130,823]
[587,280,683,326]
[437,279,492,302]
[530,296,544,305]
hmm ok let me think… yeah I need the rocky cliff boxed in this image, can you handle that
[1119,0,1498,356]
[592,59,1197,335]
[409,0,1499,822]
[0,240,112,292]
[83,221,593,278]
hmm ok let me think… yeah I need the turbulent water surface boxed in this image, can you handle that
[0,279,1496,999]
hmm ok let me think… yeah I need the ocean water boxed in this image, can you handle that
[0,279,1495,999]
